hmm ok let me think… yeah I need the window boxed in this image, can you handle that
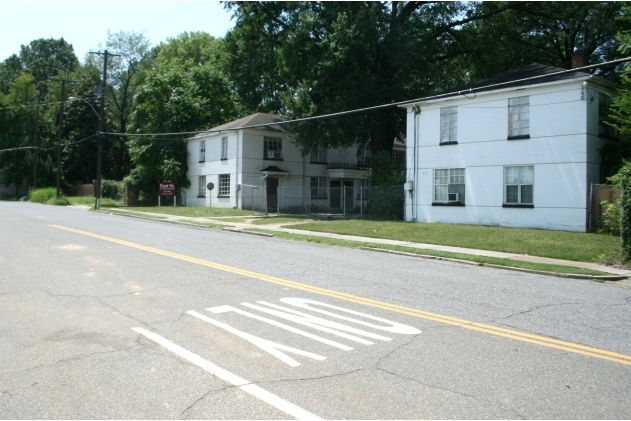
[505,166,533,205]
[218,174,230,196]
[434,168,465,203]
[392,149,405,165]
[199,140,206,162]
[357,146,372,167]
[310,148,327,163]
[508,96,529,138]
[440,106,458,144]
[198,175,206,197]
[310,177,327,199]
[264,136,282,160]
[221,137,228,159]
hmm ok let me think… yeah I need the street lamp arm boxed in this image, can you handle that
[68,97,102,122]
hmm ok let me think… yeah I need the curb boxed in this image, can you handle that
[359,247,628,281]
[222,227,275,237]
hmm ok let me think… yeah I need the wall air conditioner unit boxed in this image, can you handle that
[448,193,460,202]
[268,151,282,159]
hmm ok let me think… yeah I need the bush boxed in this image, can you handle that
[101,179,124,200]
[600,199,621,235]
[29,187,57,203]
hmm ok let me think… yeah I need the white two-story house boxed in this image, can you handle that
[185,112,385,213]
[402,59,618,232]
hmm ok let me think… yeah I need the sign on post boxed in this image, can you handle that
[207,182,214,209]
[158,180,176,207]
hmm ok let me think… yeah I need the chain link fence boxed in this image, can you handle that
[241,184,404,220]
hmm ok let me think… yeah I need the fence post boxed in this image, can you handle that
[277,187,280,216]
[343,186,346,217]
[360,184,363,218]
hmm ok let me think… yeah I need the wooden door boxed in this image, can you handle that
[266,178,278,213]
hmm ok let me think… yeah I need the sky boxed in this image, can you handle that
[0,1,236,63]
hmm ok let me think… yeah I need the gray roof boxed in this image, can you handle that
[433,64,591,100]
[189,112,291,139]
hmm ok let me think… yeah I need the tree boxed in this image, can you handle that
[127,42,240,198]
[456,2,626,80]
[86,31,155,180]
[223,2,517,175]
[18,38,79,95]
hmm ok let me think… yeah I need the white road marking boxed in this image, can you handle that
[208,305,354,351]
[280,298,422,334]
[132,327,323,420]
[187,311,326,366]
[244,302,387,344]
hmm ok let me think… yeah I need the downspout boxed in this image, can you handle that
[412,105,421,221]
[236,131,241,209]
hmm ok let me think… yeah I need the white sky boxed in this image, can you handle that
[1,1,236,63]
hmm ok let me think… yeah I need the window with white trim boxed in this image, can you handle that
[264,136,282,160]
[310,177,327,199]
[198,175,206,197]
[310,148,327,163]
[440,106,458,143]
[199,140,206,162]
[508,96,529,138]
[434,168,465,203]
[219,174,230,196]
[221,137,228,159]
[505,166,533,205]
[357,146,372,167]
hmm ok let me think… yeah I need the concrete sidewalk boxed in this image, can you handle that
[99,208,631,277]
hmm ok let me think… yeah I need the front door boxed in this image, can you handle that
[266,178,278,213]
[330,180,341,209]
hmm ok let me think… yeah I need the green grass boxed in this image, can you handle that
[46,197,70,206]
[285,220,618,263]
[28,187,57,203]
[122,206,253,218]
[66,196,124,207]
[177,220,231,229]
[246,228,609,276]
[251,216,311,225]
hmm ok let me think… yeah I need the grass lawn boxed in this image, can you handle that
[246,229,609,276]
[251,216,312,225]
[67,197,123,207]
[284,220,619,263]
[119,206,253,218]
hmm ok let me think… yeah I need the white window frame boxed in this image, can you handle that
[310,148,327,163]
[199,140,206,162]
[508,96,529,138]
[504,165,534,205]
[264,136,283,160]
[219,174,230,197]
[433,168,465,203]
[198,175,206,197]
[440,106,458,144]
[310,177,327,199]
[221,137,228,159]
[357,146,372,167]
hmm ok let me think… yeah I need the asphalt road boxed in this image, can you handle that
[1,202,630,419]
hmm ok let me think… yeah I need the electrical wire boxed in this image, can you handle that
[99,56,631,139]
[0,134,96,154]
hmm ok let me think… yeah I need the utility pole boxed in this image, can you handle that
[33,92,40,189]
[89,49,120,210]
[51,78,75,198]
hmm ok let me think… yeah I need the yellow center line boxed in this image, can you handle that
[50,224,631,366]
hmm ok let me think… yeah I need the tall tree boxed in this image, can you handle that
[455,2,626,80]
[18,38,79,95]
[126,32,240,198]
[223,2,516,172]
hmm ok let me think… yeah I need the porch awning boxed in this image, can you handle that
[260,166,289,177]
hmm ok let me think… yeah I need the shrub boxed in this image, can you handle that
[29,187,57,203]
[46,197,70,206]
[600,199,621,235]
[101,179,124,200]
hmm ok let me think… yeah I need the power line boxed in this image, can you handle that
[0,134,97,154]
[101,56,631,139]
